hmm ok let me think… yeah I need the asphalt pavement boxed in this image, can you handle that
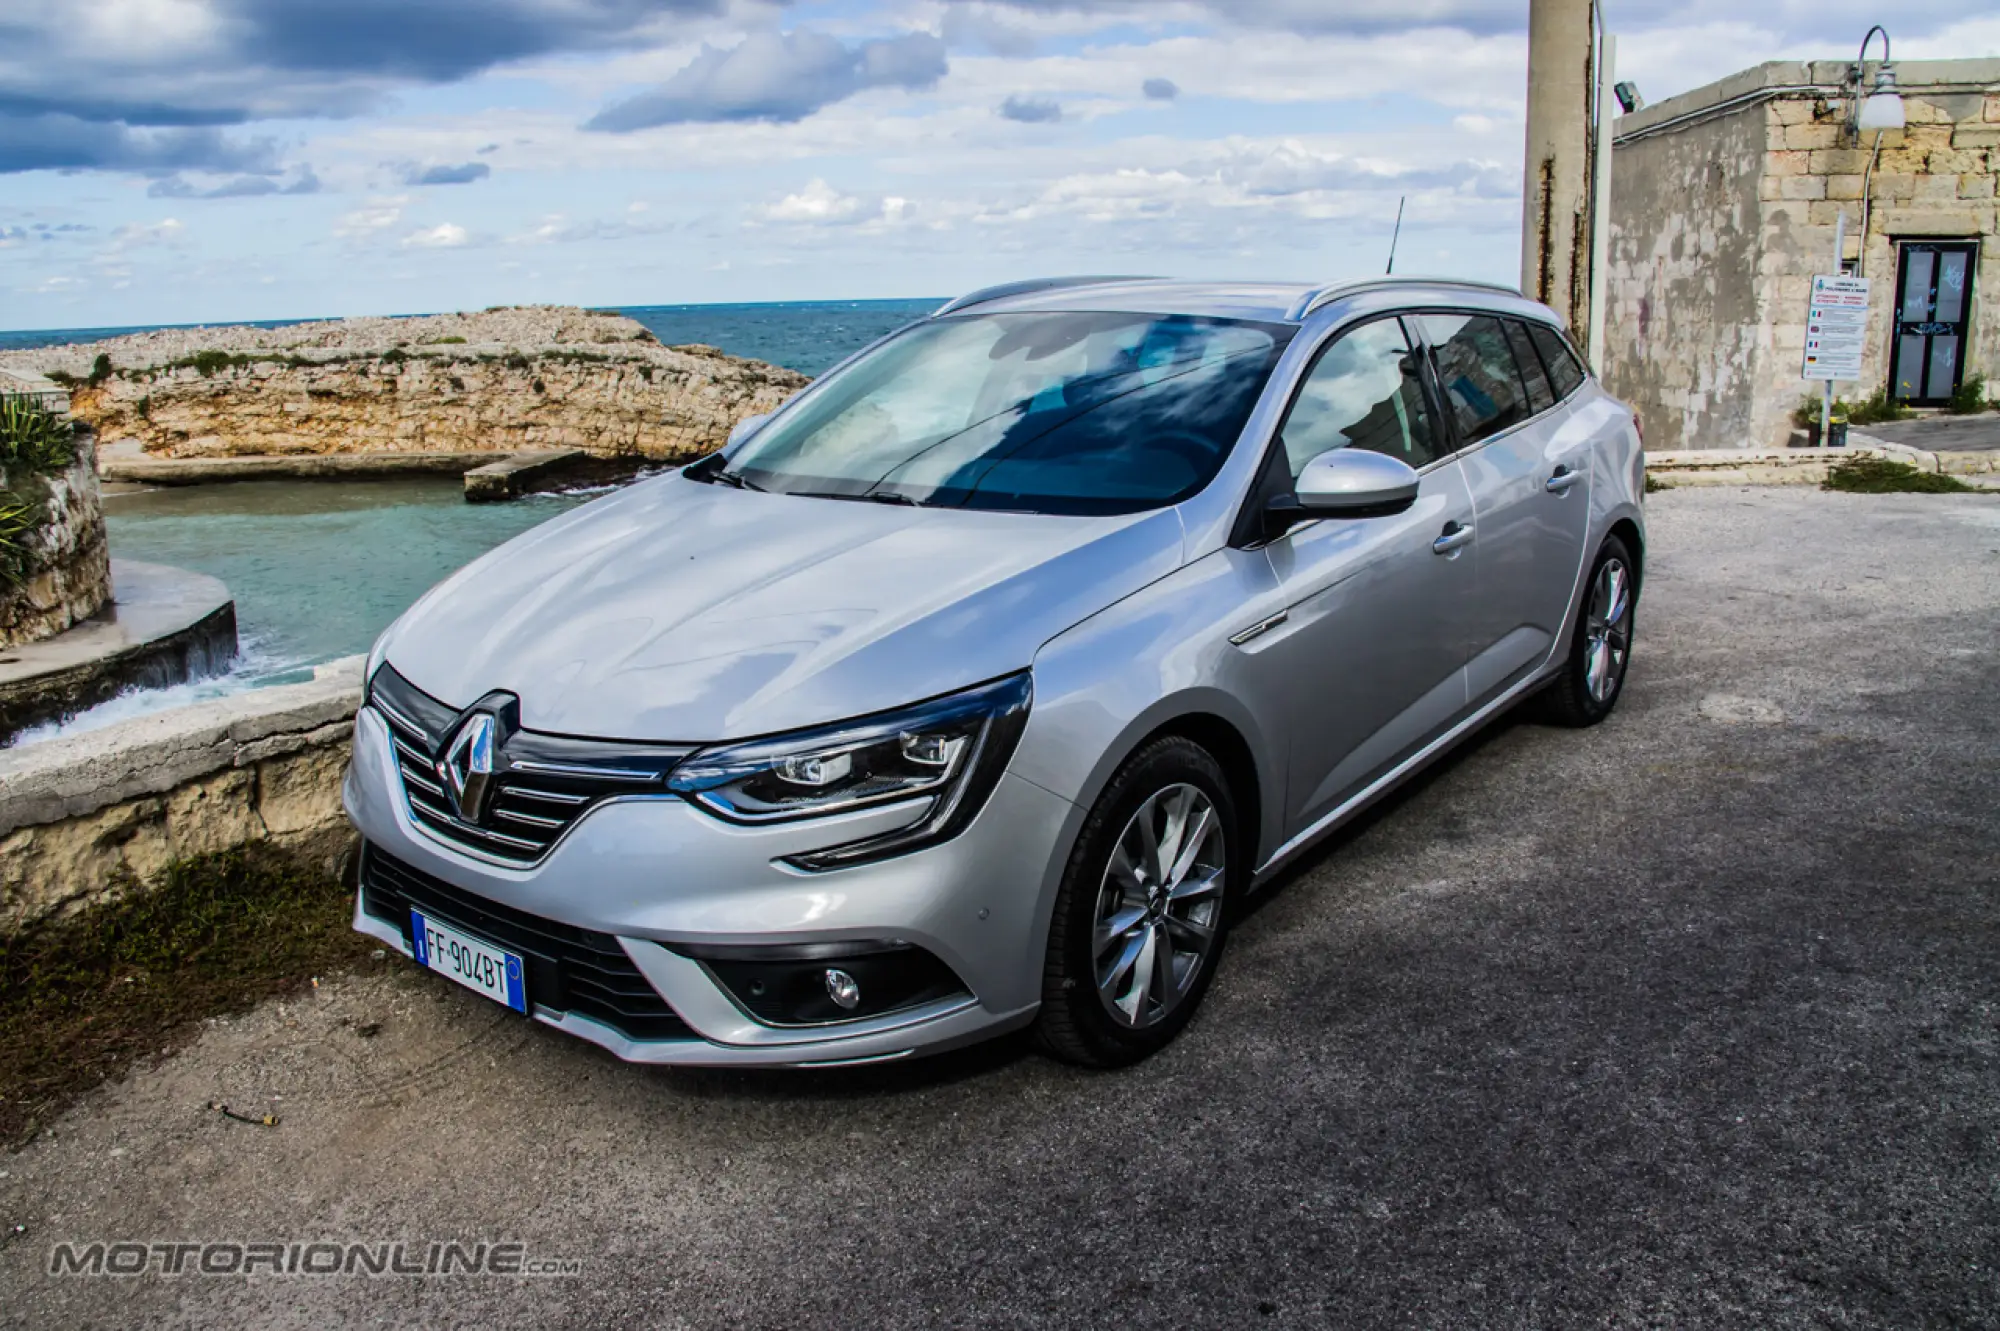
[3,485,1998,1329]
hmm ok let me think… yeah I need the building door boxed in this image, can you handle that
[1890,241,1978,405]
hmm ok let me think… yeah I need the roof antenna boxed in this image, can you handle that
[1385,196,1405,274]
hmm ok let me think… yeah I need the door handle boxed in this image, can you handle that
[1545,464,1584,494]
[1432,521,1474,555]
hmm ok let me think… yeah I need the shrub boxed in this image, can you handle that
[87,353,114,386]
[0,393,74,474]
[1846,387,1915,425]
[381,347,408,366]
[428,335,467,345]
[1948,373,1989,416]
[1793,388,1916,431]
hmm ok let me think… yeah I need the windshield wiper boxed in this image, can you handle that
[709,468,766,492]
[790,489,922,507]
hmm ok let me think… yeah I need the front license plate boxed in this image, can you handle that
[410,910,527,1014]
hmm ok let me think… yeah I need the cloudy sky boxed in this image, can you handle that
[1,1,1992,332]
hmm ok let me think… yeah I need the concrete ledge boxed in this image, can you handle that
[99,448,497,485]
[464,448,586,502]
[1645,442,1938,487]
[0,656,364,932]
[0,560,238,745]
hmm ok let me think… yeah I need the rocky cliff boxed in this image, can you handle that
[1,307,810,463]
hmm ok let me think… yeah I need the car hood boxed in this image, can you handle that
[379,474,1187,741]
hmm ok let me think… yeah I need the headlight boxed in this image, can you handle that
[667,672,1032,870]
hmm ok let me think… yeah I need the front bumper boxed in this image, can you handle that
[343,705,1074,1067]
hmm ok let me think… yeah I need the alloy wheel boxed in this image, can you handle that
[1584,556,1632,704]
[1092,783,1227,1029]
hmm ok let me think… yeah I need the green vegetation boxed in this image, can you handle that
[381,347,408,366]
[0,394,78,588]
[1948,372,1989,416]
[427,335,467,345]
[1,392,75,473]
[1823,456,1979,494]
[1793,388,1917,432]
[1643,472,1670,493]
[87,353,114,386]
[0,846,375,1146]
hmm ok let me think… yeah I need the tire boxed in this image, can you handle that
[1536,533,1638,728]
[1035,736,1239,1068]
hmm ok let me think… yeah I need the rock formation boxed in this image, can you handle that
[0,306,811,463]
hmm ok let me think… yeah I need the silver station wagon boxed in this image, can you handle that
[346,276,1644,1069]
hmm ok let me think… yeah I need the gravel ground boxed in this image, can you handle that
[2,486,1997,1330]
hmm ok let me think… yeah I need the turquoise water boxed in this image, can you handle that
[101,478,596,682]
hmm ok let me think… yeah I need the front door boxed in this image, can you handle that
[1890,241,1978,406]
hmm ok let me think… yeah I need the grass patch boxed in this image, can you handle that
[0,846,374,1148]
[1823,456,1980,495]
[1644,473,1670,493]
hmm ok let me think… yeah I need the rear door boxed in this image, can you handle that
[1233,315,1478,834]
[1418,313,1593,701]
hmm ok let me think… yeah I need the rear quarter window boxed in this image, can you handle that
[1527,321,1588,401]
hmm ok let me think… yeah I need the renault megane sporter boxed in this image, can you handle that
[345,276,1644,1069]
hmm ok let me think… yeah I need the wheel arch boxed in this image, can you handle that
[1119,711,1264,883]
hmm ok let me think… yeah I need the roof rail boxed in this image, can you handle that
[934,275,1160,317]
[1286,276,1525,322]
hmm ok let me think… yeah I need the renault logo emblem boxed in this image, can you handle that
[439,712,499,823]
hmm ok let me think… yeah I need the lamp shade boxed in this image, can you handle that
[1858,89,1905,131]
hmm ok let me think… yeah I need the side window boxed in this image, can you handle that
[1528,321,1587,401]
[1502,319,1556,414]
[1417,313,1531,446]
[1277,318,1440,479]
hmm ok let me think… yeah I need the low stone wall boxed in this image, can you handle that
[2,429,112,649]
[0,658,363,935]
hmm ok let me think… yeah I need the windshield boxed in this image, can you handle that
[718,311,1293,515]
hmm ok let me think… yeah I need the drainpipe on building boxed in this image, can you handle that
[1586,32,1617,374]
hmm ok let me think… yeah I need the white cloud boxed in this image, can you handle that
[758,178,869,224]
[333,195,407,238]
[403,222,470,248]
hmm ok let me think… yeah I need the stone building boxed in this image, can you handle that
[1602,58,1999,451]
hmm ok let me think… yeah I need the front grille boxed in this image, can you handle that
[360,845,695,1042]
[368,664,691,866]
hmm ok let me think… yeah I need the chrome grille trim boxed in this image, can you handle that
[366,664,694,867]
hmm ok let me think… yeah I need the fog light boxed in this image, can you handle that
[824,968,861,1010]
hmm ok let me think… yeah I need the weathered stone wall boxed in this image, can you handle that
[0,659,362,934]
[1599,97,1768,452]
[0,307,810,465]
[1,403,112,649]
[1605,59,1999,450]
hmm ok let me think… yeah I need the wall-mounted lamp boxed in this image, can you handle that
[1850,25,1905,134]
[1613,81,1644,114]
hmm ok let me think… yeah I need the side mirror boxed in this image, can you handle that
[1265,448,1420,537]
[727,412,772,447]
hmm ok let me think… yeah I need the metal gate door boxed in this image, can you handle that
[1890,241,1977,406]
